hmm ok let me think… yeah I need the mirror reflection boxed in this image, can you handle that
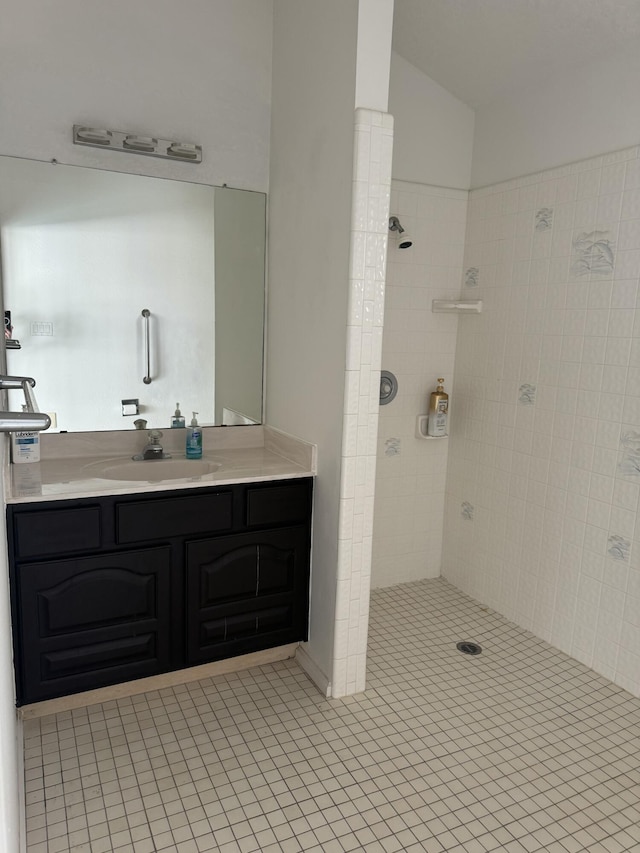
[0,157,266,433]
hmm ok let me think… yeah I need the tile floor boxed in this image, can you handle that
[24,578,640,853]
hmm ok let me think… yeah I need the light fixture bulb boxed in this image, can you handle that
[167,142,202,161]
[123,135,157,153]
[74,127,112,146]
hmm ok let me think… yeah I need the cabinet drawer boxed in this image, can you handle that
[201,602,294,644]
[246,481,311,527]
[13,507,101,559]
[116,491,232,544]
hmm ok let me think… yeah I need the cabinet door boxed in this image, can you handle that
[17,547,171,704]
[186,527,309,664]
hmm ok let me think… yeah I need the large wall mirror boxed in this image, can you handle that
[0,157,266,433]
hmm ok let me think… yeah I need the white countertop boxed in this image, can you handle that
[5,426,316,503]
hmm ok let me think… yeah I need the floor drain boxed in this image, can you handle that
[457,641,482,655]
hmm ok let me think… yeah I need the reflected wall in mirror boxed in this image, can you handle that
[0,157,266,432]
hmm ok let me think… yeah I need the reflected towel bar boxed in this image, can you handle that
[142,309,152,384]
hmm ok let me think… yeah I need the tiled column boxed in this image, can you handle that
[332,108,394,697]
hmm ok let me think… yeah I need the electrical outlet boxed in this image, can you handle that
[31,321,54,336]
[46,412,57,428]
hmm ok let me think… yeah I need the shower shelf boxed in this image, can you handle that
[416,415,448,440]
[432,299,482,314]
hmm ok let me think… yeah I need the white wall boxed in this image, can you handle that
[0,441,20,853]
[373,180,467,588]
[355,0,394,111]
[0,0,272,191]
[267,0,359,684]
[472,40,640,189]
[388,52,474,190]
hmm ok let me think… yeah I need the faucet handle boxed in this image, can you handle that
[148,429,163,443]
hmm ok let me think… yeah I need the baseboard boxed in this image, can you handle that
[19,643,298,719]
[17,712,25,853]
[295,645,331,697]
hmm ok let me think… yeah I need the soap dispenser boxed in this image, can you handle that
[186,412,203,459]
[171,403,186,428]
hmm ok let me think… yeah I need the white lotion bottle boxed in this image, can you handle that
[11,430,41,463]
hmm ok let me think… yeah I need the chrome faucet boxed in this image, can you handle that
[133,430,172,461]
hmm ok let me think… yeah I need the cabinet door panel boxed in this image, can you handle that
[257,546,291,595]
[189,532,303,609]
[197,544,258,604]
[17,547,171,703]
[40,568,154,634]
[186,527,309,664]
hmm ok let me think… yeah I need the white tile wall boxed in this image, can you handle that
[372,181,468,588]
[332,109,394,698]
[443,145,640,699]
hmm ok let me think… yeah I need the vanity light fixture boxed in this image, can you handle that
[72,125,202,164]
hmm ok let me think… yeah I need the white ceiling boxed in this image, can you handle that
[392,0,640,109]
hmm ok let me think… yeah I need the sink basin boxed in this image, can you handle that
[85,458,222,482]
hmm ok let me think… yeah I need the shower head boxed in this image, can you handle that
[388,215,413,249]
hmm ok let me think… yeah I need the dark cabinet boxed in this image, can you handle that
[7,478,312,705]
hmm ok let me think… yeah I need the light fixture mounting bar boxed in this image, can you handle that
[73,125,202,164]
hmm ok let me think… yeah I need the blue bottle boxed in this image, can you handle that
[185,412,203,459]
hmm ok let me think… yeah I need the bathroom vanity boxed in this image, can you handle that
[4,427,315,706]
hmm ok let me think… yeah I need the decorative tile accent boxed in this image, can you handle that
[384,437,400,457]
[464,266,479,287]
[571,229,615,276]
[333,108,393,698]
[535,207,553,230]
[618,431,640,477]
[461,501,474,520]
[607,534,630,561]
[518,383,536,405]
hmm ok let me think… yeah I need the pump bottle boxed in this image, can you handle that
[186,412,203,459]
[427,378,449,437]
[171,403,186,428]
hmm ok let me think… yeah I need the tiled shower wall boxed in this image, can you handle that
[443,145,640,698]
[373,180,467,588]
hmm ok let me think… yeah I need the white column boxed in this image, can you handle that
[332,108,394,697]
